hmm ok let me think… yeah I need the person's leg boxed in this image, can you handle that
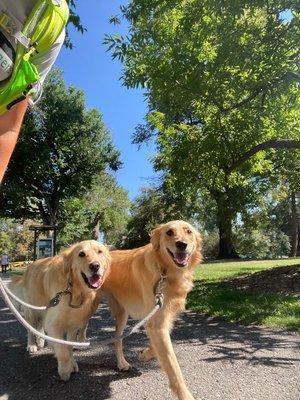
[0,99,28,183]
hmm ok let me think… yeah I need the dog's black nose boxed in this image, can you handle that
[89,262,100,273]
[176,241,188,251]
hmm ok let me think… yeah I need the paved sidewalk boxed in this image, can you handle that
[0,274,299,400]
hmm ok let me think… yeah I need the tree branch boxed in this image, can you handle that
[227,139,300,172]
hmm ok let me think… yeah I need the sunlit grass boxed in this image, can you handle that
[188,258,300,331]
[195,257,300,281]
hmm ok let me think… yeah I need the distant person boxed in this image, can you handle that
[0,0,69,183]
[1,253,9,273]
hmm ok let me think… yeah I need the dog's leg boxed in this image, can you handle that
[77,325,87,342]
[109,297,131,371]
[25,310,38,353]
[146,319,195,400]
[66,330,79,373]
[45,322,75,381]
[36,318,45,349]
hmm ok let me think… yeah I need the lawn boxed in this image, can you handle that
[188,258,300,331]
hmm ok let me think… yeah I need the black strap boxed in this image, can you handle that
[0,30,16,67]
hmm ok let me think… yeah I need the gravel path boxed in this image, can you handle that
[0,275,299,400]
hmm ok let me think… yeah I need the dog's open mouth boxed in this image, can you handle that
[81,272,103,289]
[167,248,190,268]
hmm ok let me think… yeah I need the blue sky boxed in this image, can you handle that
[56,0,157,200]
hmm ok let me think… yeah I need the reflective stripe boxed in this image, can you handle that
[13,31,30,48]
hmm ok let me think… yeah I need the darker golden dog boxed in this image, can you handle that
[101,220,202,400]
[9,240,111,381]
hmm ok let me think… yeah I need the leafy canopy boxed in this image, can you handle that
[0,68,121,225]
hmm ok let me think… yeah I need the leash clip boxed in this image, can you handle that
[46,290,70,309]
[47,292,64,308]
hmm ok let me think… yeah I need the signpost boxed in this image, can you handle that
[36,238,54,259]
[29,225,58,260]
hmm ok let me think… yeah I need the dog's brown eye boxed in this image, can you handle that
[166,229,173,236]
[79,251,85,258]
[187,229,192,234]
[98,249,103,254]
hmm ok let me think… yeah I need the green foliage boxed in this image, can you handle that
[201,229,219,260]
[58,173,130,248]
[234,227,291,258]
[65,0,86,49]
[0,219,34,261]
[119,186,190,248]
[106,0,300,258]
[0,69,121,227]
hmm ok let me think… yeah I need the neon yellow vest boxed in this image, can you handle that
[0,0,69,115]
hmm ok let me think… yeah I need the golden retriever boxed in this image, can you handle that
[9,240,111,381]
[100,220,202,400]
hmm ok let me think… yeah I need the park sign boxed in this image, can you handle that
[29,225,58,260]
[36,238,54,259]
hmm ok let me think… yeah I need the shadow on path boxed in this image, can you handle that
[0,288,299,400]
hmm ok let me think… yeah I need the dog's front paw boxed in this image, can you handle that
[36,337,45,349]
[117,359,132,371]
[27,345,38,354]
[58,364,72,381]
[59,370,71,381]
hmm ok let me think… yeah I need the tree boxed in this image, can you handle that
[119,187,175,248]
[58,173,131,247]
[105,0,300,258]
[65,0,86,48]
[0,69,121,228]
[0,219,34,261]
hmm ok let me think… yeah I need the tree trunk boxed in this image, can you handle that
[214,192,240,259]
[92,219,100,241]
[290,192,299,257]
[218,216,240,259]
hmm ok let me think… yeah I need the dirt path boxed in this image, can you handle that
[0,275,299,400]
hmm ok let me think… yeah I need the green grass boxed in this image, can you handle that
[188,258,300,331]
[195,257,300,281]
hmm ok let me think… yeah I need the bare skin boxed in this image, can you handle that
[0,99,28,183]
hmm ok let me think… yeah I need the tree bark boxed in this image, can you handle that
[290,192,299,257]
[92,219,100,241]
[227,139,300,173]
[213,191,240,259]
[217,216,240,259]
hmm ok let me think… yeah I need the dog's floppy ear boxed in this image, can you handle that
[104,245,112,264]
[150,224,164,251]
[195,230,202,252]
[59,244,76,275]
[193,229,203,264]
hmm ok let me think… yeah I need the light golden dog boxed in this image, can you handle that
[9,240,111,381]
[101,220,202,400]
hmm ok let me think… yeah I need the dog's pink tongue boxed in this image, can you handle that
[88,275,102,289]
[175,253,189,266]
